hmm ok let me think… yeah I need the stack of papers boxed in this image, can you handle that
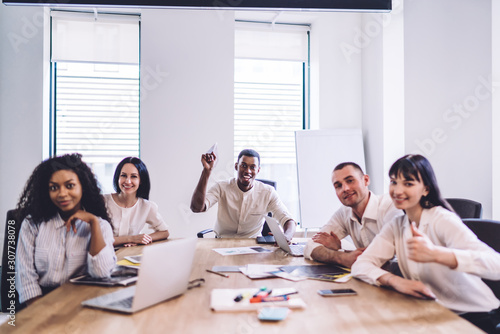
[238,264,308,281]
[239,264,282,279]
[212,246,272,256]
[211,264,351,282]
[280,264,351,283]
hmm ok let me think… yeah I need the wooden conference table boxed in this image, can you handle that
[2,238,483,333]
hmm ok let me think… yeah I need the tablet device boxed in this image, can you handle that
[256,235,275,244]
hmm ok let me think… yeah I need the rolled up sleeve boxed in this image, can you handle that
[304,211,348,260]
[204,183,221,212]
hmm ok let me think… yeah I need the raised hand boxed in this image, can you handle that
[312,231,342,250]
[201,152,217,171]
[407,222,437,263]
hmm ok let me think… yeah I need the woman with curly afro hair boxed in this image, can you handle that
[15,153,116,305]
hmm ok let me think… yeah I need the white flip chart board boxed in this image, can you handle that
[295,129,365,229]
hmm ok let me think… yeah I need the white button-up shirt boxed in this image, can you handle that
[304,192,403,259]
[205,178,294,238]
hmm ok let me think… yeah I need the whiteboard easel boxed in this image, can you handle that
[295,129,365,230]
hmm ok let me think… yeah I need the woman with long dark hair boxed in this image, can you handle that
[352,154,500,333]
[104,157,169,247]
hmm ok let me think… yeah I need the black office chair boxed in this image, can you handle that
[462,218,500,301]
[0,209,25,312]
[197,179,277,238]
[446,198,482,219]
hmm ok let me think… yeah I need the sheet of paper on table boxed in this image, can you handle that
[239,264,282,279]
[212,246,272,256]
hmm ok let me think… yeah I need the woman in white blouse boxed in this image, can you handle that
[352,154,500,333]
[105,157,169,247]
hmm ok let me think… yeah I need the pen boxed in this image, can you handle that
[263,289,272,298]
[262,295,288,302]
[206,269,229,278]
[253,286,268,297]
[270,291,298,298]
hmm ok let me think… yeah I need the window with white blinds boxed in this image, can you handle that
[53,62,140,162]
[234,59,304,164]
[234,22,310,221]
[50,11,140,192]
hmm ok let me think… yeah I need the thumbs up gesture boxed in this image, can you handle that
[407,222,437,263]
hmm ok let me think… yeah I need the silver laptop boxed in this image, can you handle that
[82,238,197,313]
[265,216,304,257]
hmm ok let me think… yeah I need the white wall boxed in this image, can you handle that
[310,12,363,130]
[360,12,385,193]
[362,1,406,195]
[404,0,493,217]
[493,0,500,219]
[309,8,405,197]
[140,9,235,238]
[0,5,45,248]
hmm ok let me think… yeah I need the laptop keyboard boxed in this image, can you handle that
[289,244,304,255]
[109,296,133,309]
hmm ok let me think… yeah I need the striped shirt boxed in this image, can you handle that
[15,214,116,304]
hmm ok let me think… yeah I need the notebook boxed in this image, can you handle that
[264,216,304,257]
[81,238,197,314]
[210,287,306,312]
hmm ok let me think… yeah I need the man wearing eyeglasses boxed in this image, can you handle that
[190,149,296,241]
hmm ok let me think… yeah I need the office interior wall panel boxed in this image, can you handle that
[0,5,44,258]
[404,0,492,218]
[140,9,235,238]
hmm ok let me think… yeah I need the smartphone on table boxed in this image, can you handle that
[317,289,357,297]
